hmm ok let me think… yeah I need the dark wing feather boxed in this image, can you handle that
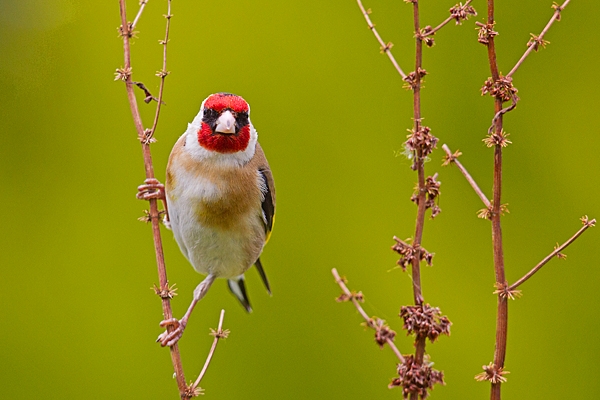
[256,167,275,295]
[258,168,275,239]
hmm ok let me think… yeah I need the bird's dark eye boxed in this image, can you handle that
[235,111,249,128]
[202,108,219,125]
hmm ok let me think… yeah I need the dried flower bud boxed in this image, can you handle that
[483,130,512,148]
[405,125,438,161]
[493,282,522,300]
[152,282,178,299]
[403,68,428,90]
[527,34,550,51]
[449,2,477,25]
[380,42,394,54]
[114,66,132,82]
[477,203,509,219]
[481,76,518,102]
[392,237,435,270]
[417,26,435,47]
[336,291,365,303]
[581,215,596,227]
[552,243,567,260]
[412,175,442,218]
[476,22,498,45]
[210,327,230,339]
[477,207,492,220]
[368,317,397,348]
[475,363,509,384]
[551,2,564,20]
[442,149,462,166]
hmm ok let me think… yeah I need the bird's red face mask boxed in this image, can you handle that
[198,93,251,153]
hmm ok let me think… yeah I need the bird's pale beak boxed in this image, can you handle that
[215,110,236,134]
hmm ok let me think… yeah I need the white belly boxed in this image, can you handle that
[166,172,264,279]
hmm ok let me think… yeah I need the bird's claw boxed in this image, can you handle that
[156,318,186,347]
[137,178,165,201]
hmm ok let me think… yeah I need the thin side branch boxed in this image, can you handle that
[190,310,229,394]
[506,0,570,78]
[149,0,172,141]
[509,217,596,290]
[442,144,491,208]
[131,0,149,31]
[332,269,405,363]
[356,0,407,79]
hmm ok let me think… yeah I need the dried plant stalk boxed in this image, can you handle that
[442,1,592,399]
[333,1,477,398]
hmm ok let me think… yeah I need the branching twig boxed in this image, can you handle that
[509,217,596,291]
[424,0,476,37]
[507,0,570,78]
[356,0,407,79]
[332,269,404,362]
[473,1,578,399]
[340,1,465,398]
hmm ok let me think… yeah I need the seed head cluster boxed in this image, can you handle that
[400,304,451,343]
[481,76,519,103]
[389,355,444,399]
[392,237,434,271]
[411,175,442,218]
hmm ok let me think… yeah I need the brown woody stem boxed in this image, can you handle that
[410,2,427,399]
[484,1,508,399]
[118,1,188,398]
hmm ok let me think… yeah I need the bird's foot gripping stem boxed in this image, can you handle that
[156,317,187,347]
[136,178,170,228]
[137,178,165,201]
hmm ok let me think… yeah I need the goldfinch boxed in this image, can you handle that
[156,93,275,347]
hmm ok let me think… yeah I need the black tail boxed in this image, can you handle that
[227,276,252,313]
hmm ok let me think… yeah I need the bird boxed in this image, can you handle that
[139,93,275,347]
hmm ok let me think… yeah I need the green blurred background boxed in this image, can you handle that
[1,0,599,398]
